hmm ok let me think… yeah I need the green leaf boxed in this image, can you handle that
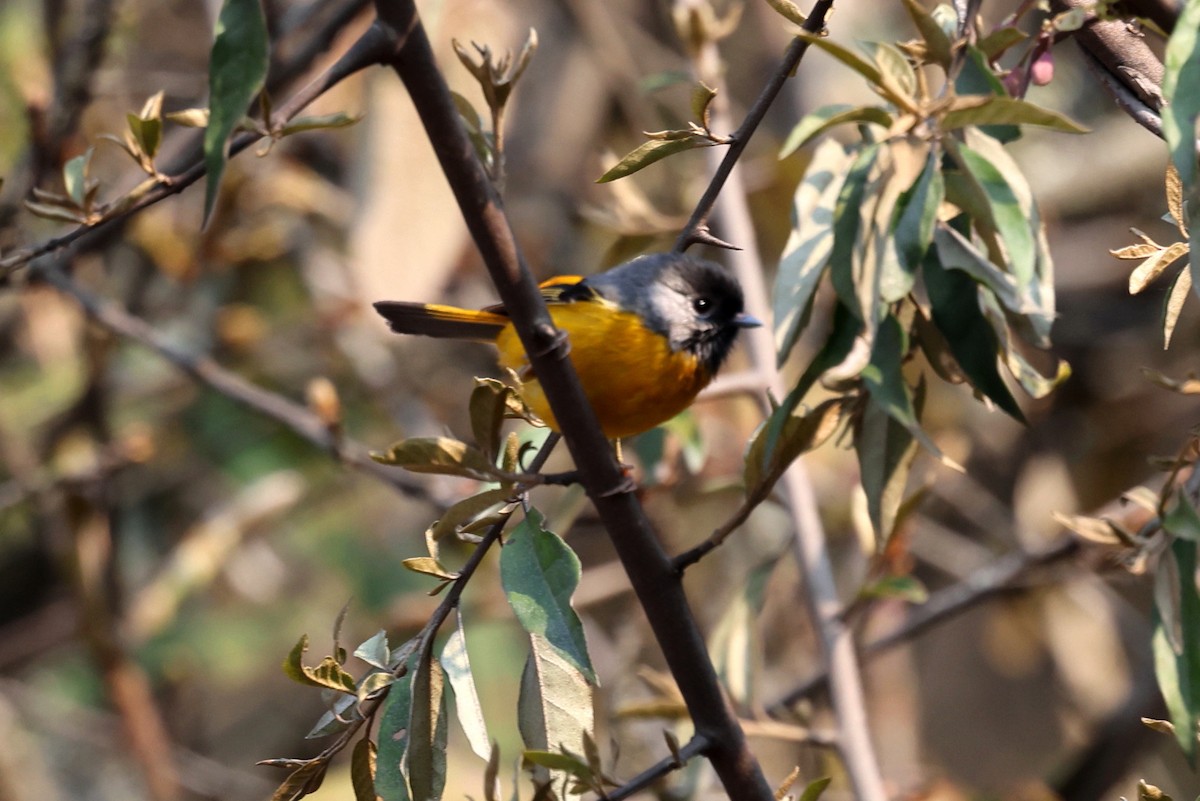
[941,96,1088,134]
[407,653,448,801]
[922,248,1025,420]
[860,40,918,101]
[63,149,92,209]
[24,200,88,224]
[596,134,714,182]
[779,105,893,159]
[954,142,1036,285]
[862,314,959,468]
[977,26,1027,60]
[774,140,851,364]
[1162,0,1200,188]
[441,609,492,760]
[351,740,378,801]
[798,776,833,801]
[1163,488,1200,542]
[521,750,593,778]
[901,0,952,67]
[777,302,862,416]
[377,652,416,801]
[856,393,918,543]
[860,574,929,603]
[799,33,887,101]
[279,112,363,137]
[283,634,357,693]
[953,46,1019,143]
[203,0,269,225]
[893,146,944,277]
[517,633,595,783]
[354,629,391,670]
[501,509,595,683]
[975,286,1071,399]
[830,143,881,321]
[371,436,496,479]
[1152,538,1200,763]
[127,112,163,161]
[745,397,844,498]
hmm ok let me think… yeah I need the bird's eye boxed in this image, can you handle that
[692,296,712,315]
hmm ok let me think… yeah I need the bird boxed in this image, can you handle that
[373,252,760,440]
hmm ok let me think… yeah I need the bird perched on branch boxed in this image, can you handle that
[374,252,759,439]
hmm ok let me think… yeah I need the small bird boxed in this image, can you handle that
[373,252,760,440]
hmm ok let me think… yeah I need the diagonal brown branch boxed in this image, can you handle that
[372,0,778,796]
[33,263,436,502]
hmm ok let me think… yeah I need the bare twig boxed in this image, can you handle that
[0,20,394,281]
[672,0,834,253]
[32,264,436,502]
[373,0,776,796]
[604,734,710,801]
[768,537,1081,712]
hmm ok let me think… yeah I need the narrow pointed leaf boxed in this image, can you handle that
[63,149,92,208]
[376,652,416,801]
[1162,0,1200,188]
[351,739,378,801]
[779,104,892,158]
[856,393,918,543]
[1152,539,1200,763]
[518,633,594,786]
[941,96,1087,133]
[923,250,1025,420]
[203,0,269,224]
[830,144,881,321]
[441,610,492,760]
[774,139,851,363]
[597,135,713,183]
[902,0,952,67]
[1164,266,1192,348]
[407,653,448,801]
[893,146,944,275]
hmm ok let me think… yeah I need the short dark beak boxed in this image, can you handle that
[733,312,763,328]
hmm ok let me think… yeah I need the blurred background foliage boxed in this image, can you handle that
[0,0,1198,799]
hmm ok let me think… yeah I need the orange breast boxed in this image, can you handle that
[494,301,710,439]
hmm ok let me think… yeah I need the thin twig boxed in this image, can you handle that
[768,537,1081,712]
[33,264,437,502]
[603,734,710,801]
[0,21,394,280]
[672,0,834,253]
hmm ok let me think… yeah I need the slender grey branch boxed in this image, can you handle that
[768,537,1081,712]
[0,19,393,281]
[33,263,437,502]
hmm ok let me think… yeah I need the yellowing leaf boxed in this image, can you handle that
[597,134,715,182]
[371,436,496,479]
[1130,241,1189,294]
